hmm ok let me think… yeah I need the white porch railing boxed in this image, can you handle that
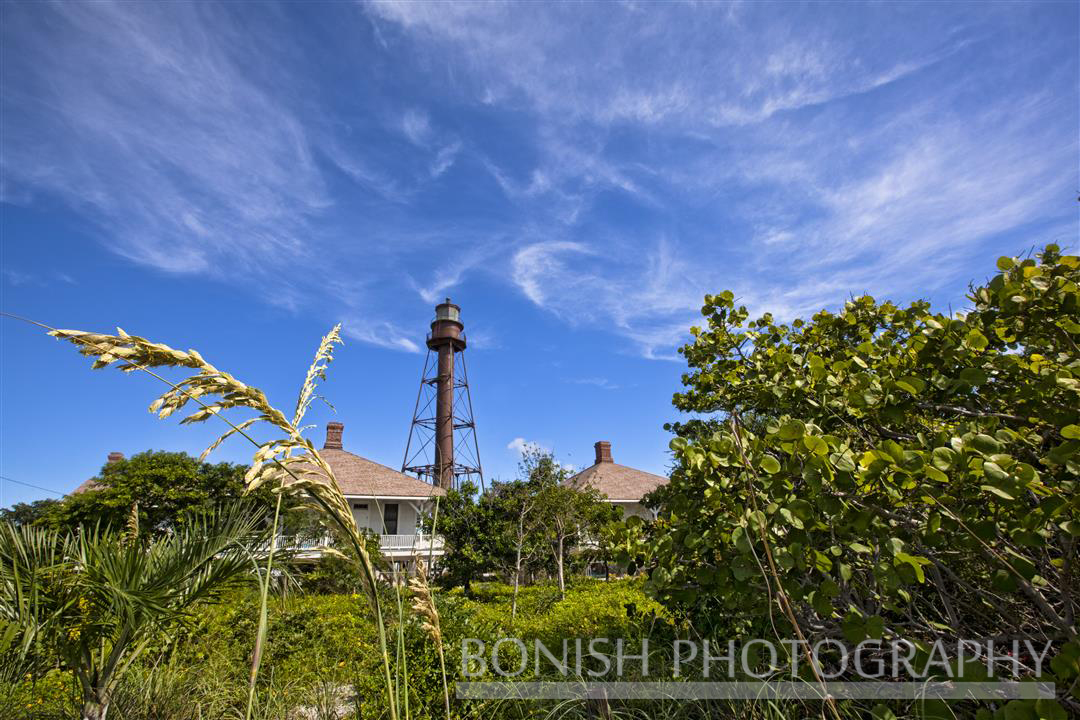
[379,533,444,552]
[255,533,444,556]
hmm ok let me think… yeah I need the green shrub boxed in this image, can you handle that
[0,669,76,720]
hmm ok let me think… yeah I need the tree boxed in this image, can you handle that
[48,451,280,536]
[483,446,560,620]
[647,246,1078,713]
[483,479,538,622]
[434,447,616,601]
[0,503,266,720]
[526,449,615,598]
[0,498,61,527]
[428,480,494,596]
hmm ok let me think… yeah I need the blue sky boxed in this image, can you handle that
[1,1,1077,505]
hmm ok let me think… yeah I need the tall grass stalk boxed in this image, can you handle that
[394,571,410,720]
[245,491,283,720]
[29,319,400,720]
[409,557,451,717]
[246,326,341,720]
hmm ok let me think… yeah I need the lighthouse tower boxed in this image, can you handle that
[402,299,483,490]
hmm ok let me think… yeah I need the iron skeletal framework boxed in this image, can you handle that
[402,298,483,490]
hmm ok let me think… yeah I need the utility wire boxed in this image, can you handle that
[0,474,65,497]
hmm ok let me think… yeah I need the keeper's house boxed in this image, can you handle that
[568,441,667,519]
[76,422,445,564]
[317,422,445,562]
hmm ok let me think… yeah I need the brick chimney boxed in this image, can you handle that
[107,452,124,464]
[594,441,612,464]
[324,422,344,450]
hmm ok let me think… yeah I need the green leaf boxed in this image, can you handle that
[997,256,1015,270]
[959,367,988,385]
[923,466,948,483]
[970,433,1001,455]
[831,452,856,472]
[1035,699,1068,720]
[992,568,1018,592]
[778,420,805,441]
[842,612,866,643]
[982,461,1010,482]
[895,376,926,395]
[919,699,953,720]
[1061,424,1080,440]
[981,484,1016,501]
[1003,700,1037,720]
[965,329,989,351]
[759,455,781,474]
[810,588,832,616]
[931,447,956,471]
[893,551,930,583]
[900,451,924,472]
[803,435,828,456]
[788,499,814,521]
[1049,642,1080,679]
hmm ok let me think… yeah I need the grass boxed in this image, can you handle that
[3,577,989,719]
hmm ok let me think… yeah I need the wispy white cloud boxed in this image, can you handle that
[510,241,598,308]
[0,2,470,353]
[2,269,36,287]
[366,2,1074,359]
[3,0,1073,367]
[568,377,620,391]
[341,320,421,354]
[464,327,499,351]
[430,141,462,179]
[509,237,703,359]
[364,1,964,130]
[401,109,432,145]
[2,2,327,277]
[407,239,503,305]
[399,108,461,178]
[2,268,78,288]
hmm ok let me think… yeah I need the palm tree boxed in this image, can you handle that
[0,503,266,720]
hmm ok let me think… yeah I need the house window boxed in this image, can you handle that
[352,503,368,510]
[383,503,399,534]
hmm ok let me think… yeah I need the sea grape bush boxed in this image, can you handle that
[646,246,1079,714]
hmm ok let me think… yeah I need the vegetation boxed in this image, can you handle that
[11,321,402,720]
[0,580,661,720]
[0,504,266,719]
[1,245,1076,719]
[643,245,1079,716]
[433,446,618,601]
[0,498,61,527]
[36,450,282,536]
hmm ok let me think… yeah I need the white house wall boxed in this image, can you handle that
[348,498,423,535]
